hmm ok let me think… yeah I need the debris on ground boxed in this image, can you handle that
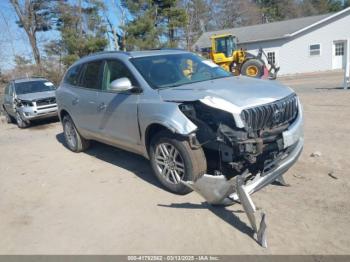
[310,151,322,157]
[328,171,338,180]
[293,174,305,179]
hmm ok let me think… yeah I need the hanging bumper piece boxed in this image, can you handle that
[182,138,304,248]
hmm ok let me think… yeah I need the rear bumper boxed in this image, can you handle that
[18,104,58,121]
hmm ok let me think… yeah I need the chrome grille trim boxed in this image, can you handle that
[240,94,298,131]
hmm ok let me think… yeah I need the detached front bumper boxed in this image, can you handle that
[18,103,58,121]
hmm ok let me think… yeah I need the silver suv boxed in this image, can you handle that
[56,50,303,195]
[2,77,58,128]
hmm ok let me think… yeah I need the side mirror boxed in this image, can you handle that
[109,77,133,92]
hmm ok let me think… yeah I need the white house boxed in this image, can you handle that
[194,7,350,76]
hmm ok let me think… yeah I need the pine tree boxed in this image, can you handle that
[122,0,187,50]
[53,1,108,66]
[121,0,160,50]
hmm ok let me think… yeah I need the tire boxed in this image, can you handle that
[3,109,15,124]
[16,111,30,128]
[149,130,207,195]
[62,115,90,152]
[241,59,264,78]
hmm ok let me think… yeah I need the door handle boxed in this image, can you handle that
[72,97,79,105]
[97,102,107,112]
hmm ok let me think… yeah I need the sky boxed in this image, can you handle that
[0,0,125,71]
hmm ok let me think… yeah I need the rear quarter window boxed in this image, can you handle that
[64,65,81,85]
[79,61,104,90]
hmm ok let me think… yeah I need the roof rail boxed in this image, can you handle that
[86,50,130,57]
[145,48,187,51]
[11,75,45,81]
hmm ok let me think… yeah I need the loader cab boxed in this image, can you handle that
[208,34,238,72]
[211,34,237,58]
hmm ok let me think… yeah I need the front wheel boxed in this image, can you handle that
[149,130,207,195]
[3,109,15,124]
[16,111,30,128]
[241,59,264,78]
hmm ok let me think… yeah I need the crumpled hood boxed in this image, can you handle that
[16,91,56,101]
[158,76,294,109]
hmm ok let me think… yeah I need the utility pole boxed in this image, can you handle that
[345,38,350,90]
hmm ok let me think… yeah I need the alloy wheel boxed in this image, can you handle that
[155,143,185,184]
[64,120,77,149]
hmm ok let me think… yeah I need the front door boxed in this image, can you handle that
[94,59,140,151]
[3,84,15,116]
[332,41,346,70]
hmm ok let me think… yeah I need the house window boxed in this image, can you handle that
[335,42,344,56]
[309,44,321,56]
[267,52,276,64]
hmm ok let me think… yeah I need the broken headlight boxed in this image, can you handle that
[15,99,33,107]
[179,103,196,119]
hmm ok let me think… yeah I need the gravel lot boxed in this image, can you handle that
[0,72,350,254]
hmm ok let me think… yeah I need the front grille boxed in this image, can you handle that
[36,97,56,106]
[240,94,298,131]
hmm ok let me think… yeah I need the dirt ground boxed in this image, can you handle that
[0,72,350,254]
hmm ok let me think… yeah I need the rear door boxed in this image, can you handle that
[70,60,104,136]
[93,59,141,150]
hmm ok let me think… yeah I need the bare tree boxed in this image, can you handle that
[183,0,211,50]
[209,0,261,30]
[105,0,127,51]
[10,0,55,66]
[105,15,119,50]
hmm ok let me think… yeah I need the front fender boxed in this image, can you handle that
[139,101,197,145]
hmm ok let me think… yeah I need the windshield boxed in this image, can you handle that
[131,53,232,89]
[215,36,237,57]
[14,80,55,95]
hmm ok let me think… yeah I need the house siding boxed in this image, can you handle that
[237,11,350,75]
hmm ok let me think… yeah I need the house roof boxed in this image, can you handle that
[194,7,350,49]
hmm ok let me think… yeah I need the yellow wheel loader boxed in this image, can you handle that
[202,34,279,79]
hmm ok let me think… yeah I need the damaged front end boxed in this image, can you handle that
[178,93,304,247]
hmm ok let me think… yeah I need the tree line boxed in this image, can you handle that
[4,0,349,83]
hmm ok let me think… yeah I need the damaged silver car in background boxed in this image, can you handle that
[2,77,58,128]
[56,50,304,247]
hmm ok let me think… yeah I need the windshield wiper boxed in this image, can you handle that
[210,75,233,81]
[157,82,188,89]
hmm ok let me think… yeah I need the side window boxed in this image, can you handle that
[64,65,81,85]
[103,60,137,91]
[80,61,104,90]
[309,44,321,56]
[267,52,276,64]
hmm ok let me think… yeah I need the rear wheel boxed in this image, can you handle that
[241,59,264,78]
[16,111,30,128]
[62,115,90,152]
[149,130,207,195]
